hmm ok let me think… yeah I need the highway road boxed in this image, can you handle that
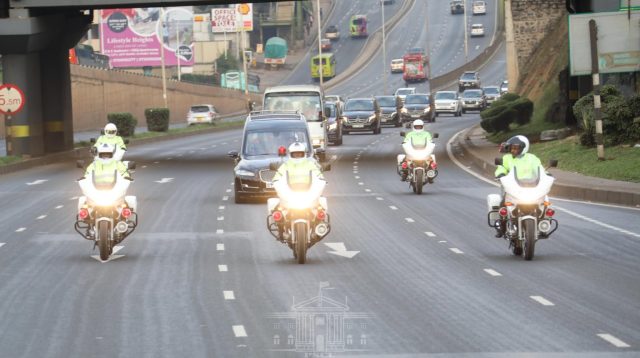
[0,1,639,357]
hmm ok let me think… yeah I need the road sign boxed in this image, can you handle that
[0,84,25,115]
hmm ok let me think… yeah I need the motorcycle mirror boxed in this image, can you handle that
[76,160,85,169]
[269,162,279,171]
[227,150,239,159]
[494,157,503,166]
[549,159,558,168]
[90,138,96,144]
[124,139,130,145]
[433,133,439,139]
[321,163,331,172]
[400,131,406,137]
[128,161,137,170]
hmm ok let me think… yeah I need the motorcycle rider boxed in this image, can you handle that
[93,123,126,155]
[272,142,324,186]
[85,143,132,187]
[494,135,543,237]
[400,119,434,181]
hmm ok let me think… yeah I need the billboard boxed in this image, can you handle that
[211,3,253,33]
[100,7,195,68]
[569,11,640,76]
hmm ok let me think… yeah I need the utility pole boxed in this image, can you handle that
[381,0,388,95]
[160,8,168,108]
[589,19,605,160]
[316,0,323,89]
[463,0,468,63]
[425,0,433,111]
[176,22,181,81]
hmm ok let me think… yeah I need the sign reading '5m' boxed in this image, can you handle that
[0,84,25,115]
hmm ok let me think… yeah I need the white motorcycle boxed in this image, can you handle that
[74,161,138,261]
[266,163,331,264]
[486,159,559,260]
[397,132,439,194]
[90,137,129,162]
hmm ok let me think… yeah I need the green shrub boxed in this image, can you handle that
[480,94,533,134]
[510,98,534,125]
[107,112,137,137]
[145,108,170,132]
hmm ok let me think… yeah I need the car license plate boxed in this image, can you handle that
[352,124,364,128]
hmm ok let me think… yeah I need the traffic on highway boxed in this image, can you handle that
[0,0,639,357]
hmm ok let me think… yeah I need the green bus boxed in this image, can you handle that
[349,15,368,37]
[310,53,336,81]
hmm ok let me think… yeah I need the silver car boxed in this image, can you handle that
[187,104,218,125]
[482,86,501,105]
[461,89,487,113]
[434,91,462,117]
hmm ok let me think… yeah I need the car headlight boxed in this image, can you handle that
[368,115,376,122]
[328,123,337,131]
[423,107,431,113]
[401,107,408,113]
[235,169,255,177]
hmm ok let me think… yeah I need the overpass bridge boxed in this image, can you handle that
[0,0,283,157]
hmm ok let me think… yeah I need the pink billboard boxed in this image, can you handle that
[100,7,194,68]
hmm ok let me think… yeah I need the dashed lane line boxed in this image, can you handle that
[0,243,5,248]
[55,205,63,209]
[405,218,415,223]
[217,216,224,221]
[223,196,229,201]
[233,325,247,337]
[530,296,555,306]
[218,206,225,210]
[37,215,47,220]
[449,248,464,254]
[224,291,236,300]
[389,206,398,210]
[376,197,384,201]
[15,228,26,233]
[217,229,224,234]
[217,244,225,251]
[218,265,228,272]
[484,269,502,277]
[597,334,630,348]
[424,232,436,237]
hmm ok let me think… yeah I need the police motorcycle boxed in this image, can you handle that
[396,131,439,195]
[487,158,559,260]
[74,145,138,261]
[90,123,129,163]
[266,144,331,264]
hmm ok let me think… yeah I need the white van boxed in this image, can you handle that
[263,85,328,161]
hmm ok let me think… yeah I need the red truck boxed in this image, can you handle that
[402,53,427,84]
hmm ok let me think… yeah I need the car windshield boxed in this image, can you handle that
[464,91,483,98]
[484,87,500,94]
[325,96,340,102]
[325,103,336,117]
[405,95,429,105]
[472,25,483,29]
[392,59,403,64]
[243,129,309,157]
[376,97,396,107]
[264,92,322,121]
[474,1,485,5]
[409,48,424,54]
[321,39,330,45]
[327,25,337,32]
[190,106,211,113]
[461,73,477,80]
[435,92,457,100]
[345,100,374,111]
[396,89,414,96]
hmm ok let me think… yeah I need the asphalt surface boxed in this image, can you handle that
[0,1,639,357]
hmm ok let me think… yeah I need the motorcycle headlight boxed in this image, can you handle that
[94,192,117,207]
[235,169,255,177]
[401,107,408,113]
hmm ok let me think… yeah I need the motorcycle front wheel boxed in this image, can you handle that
[523,219,536,260]
[98,221,112,261]
[415,170,424,195]
[294,222,308,264]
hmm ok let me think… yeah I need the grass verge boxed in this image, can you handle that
[0,156,21,166]
[531,136,640,182]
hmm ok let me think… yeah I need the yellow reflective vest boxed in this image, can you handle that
[495,153,542,180]
[273,159,323,186]
[85,159,130,185]
[403,131,433,146]
[94,135,126,150]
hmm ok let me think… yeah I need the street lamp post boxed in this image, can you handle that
[316,0,323,89]
[463,0,468,63]
[160,8,168,108]
[176,23,181,81]
[381,0,387,95]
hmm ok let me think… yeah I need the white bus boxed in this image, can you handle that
[263,85,328,161]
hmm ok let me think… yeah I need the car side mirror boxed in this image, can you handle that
[321,163,331,172]
[76,160,85,169]
[228,150,239,159]
[549,159,558,168]
[400,131,406,137]
[494,157,503,166]
[433,133,439,139]
[90,138,96,144]
[269,162,279,171]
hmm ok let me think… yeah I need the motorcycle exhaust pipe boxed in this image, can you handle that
[538,220,552,234]
[115,221,129,234]
[315,223,329,238]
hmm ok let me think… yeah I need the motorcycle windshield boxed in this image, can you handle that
[273,173,326,210]
[402,140,435,161]
[79,173,131,207]
[500,167,554,204]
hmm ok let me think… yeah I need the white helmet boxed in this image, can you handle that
[288,142,307,163]
[516,135,530,155]
[412,119,424,132]
[104,123,117,138]
[96,143,115,161]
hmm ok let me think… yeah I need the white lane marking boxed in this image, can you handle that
[167,157,173,160]
[112,246,124,255]
[355,176,360,179]
[425,232,436,237]
[376,197,384,200]
[365,189,371,192]
[233,325,247,337]
[438,240,447,243]
[222,142,228,145]
[216,229,224,234]
[154,161,160,164]
[219,206,225,210]
[69,196,79,201]
[325,242,360,258]
[389,206,398,210]
[217,244,225,251]
[0,243,5,248]
[530,296,555,306]
[405,218,415,223]
[154,178,174,184]
[218,265,228,272]
[223,196,229,201]
[597,334,630,348]
[484,269,502,277]
[217,216,224,221]
[37,215,47,220]
[26,179,48,186]
[142,165,148,169]
[224,291,236,300]
[556,207,640,239]
[358,182,364,186]
[331,155,337,161]
[226,189,232,193]
[449,248,464,254]
[353,161,358,164]
[353,171,359,174]
[230,182,234,186]
[475,45,480,50]
[55,205,63,209]
[15,228,26,232]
